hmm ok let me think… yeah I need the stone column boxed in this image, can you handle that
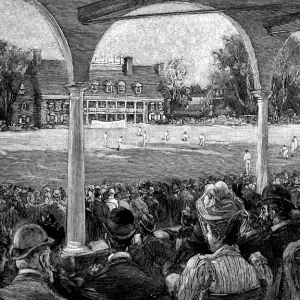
[253,90,270,194]
[64,82,88,254]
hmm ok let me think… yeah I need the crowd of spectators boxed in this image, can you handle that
[0,172,300,299]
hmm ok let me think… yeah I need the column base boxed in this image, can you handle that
[62,241,89,256]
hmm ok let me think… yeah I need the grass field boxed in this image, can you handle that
[0,124,299,188]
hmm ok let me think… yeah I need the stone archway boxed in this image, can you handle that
[23,0,74,82]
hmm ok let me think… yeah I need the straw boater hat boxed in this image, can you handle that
[10,224,54,260]
[104,208,136,240]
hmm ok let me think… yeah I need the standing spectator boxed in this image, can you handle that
[142,131,147,147]
[281,145,289,159]
[244,149,251,175]
[103,131,108,147]
[290,138,296,157]
[0,224,66,300]
[164,130,169,141]
[118,135,123,151]
[137,126,142,136]
[182,131,189,142]
[199,133,205,147]
[294,135,298,151]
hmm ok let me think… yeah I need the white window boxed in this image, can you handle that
[19,83,25,95]
[118,81,126,93]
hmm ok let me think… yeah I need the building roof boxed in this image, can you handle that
[88,64,164,99]
[36,60,69,95]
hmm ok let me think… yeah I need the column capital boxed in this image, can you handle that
[251,90,272,101]
[65,82,88,95]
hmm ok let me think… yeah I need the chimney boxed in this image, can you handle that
[155,62,165,77]
[124,57,133,76]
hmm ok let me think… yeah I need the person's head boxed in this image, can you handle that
[245,150,249,153]
[196,181,245,252]
[10,224,55,283]
[103,208,136,252]
[259,185,294,226]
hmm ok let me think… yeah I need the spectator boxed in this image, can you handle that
[0,224,66,300]
[130,213,173,280]
[170,181,272,300]
[81,208,168,300]
[104,188,118,212]
[259,185,300,300]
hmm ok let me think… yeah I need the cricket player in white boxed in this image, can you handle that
[118,135,123,151]
[244,150,251,175]
[142,131,147,147]
[104,131,108,147]
[199,133,205,147]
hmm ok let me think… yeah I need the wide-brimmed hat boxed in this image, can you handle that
[139,213,156,233]
[104,208,136,240]
[10,224,54,260]
[260,185,294,214]
[196,181,242,222]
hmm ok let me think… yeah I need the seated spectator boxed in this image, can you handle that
[129,213,173,280]
[81,208,168,300]
[104,188,118,212]
[258,185,300,300]
[168,181,272,300]
[0,224,66,300]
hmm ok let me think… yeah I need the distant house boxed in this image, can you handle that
[12,57,69,126]
[86,55,165,123]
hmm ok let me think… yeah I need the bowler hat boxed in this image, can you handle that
[260,185,294,213]
[104,208,136,240]
[10,224,54,260]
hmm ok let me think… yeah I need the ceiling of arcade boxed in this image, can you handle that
[18,0,300,92]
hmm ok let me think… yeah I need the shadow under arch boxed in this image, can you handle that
[23,0,74,82]
[91,1,261,92]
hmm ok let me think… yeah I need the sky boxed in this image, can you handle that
[94,3,240,87]
[0,0,63,60]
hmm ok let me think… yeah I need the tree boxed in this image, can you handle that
[270,35,300,120]
[0,41,35,126]
[210,34,255,115]
[156,58,190,114]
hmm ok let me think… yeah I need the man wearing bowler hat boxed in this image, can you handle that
[81,207,168,300]
[0,223,66,300]
[258,185,300,300]
[130,213,172,280]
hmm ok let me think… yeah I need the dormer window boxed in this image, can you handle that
[19,83,25,95]
[132,82,142,95]
[104,81,114,93]
[118,81,126,93]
